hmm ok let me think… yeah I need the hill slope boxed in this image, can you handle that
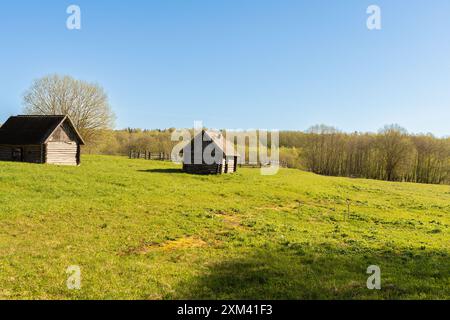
[0,155,449,299]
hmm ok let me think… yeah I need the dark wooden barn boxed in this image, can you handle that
[183,130,239,174]
[0,115,85,166]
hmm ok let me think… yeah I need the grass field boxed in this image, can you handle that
[0,155,448,300]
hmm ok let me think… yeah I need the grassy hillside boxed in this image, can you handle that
[0,155,448,300]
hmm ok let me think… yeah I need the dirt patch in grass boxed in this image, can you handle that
[208,208,246,230]
[221,215,243,228]
[120,236,208,256]
[161,237,207,251]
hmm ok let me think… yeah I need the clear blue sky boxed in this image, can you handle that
[0,0,449,136]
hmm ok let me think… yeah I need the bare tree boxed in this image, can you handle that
[23,75,115,143]
[377,125,413,181]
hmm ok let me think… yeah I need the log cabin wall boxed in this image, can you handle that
[183,163,222,174]
[23,145,42,163]
[46,142,78,166]
[0,145,11,161]
[0,145,42,163]
[225,156,237,173]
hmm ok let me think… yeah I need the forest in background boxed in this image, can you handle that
[83,124,450,185]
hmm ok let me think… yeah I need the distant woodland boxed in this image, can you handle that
[84,124,449,185]
[280,125,449,185]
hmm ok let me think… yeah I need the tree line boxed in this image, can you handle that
[83,128,177,156]
[280,125,449,185]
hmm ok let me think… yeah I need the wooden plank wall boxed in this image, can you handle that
[183,163,222,175]
[0,145,42,163]
[226,157,236,173]
[0,145,12,161]
[46,142,78,166]
[23,146,42,163]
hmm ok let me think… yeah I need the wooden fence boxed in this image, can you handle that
[129,150,171,161]
[129,151,287,168]
[239,160,288,168]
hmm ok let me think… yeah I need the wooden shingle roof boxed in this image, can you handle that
[0,115,85,145]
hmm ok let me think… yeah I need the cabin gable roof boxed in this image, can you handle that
[184,130,239,157]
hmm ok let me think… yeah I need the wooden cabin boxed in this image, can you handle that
[183,130,239,175]
[0,115,85,166]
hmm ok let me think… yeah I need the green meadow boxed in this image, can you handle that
[0,155,448,300]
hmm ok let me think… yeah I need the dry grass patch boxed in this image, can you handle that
[120,236,208,256]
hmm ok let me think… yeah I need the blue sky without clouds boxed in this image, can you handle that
[0,0,449,136]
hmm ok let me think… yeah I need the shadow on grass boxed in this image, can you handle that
[138,168,184,174]
[139,168,221,176]
[166,246,449,300]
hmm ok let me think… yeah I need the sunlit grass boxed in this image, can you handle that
[0,155,448,299]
